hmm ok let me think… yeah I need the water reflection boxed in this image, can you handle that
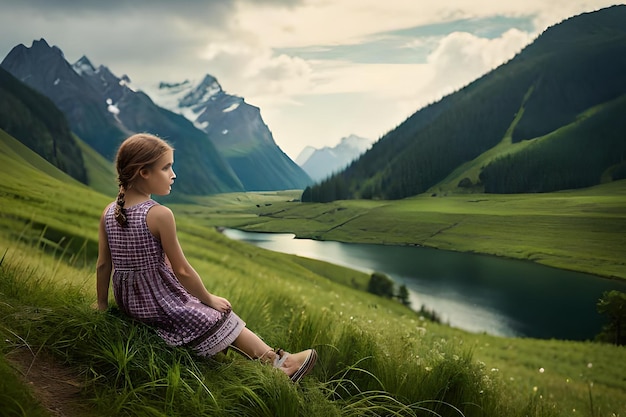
[223,228,626,340]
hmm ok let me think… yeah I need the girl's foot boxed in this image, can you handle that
[275,348,318,383]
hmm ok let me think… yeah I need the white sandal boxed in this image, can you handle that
[272,348,289,368]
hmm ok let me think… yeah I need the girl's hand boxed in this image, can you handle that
[208,294,232,313]
[92,301,108,311]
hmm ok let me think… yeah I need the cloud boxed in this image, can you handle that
[0,0,621,159]
[423,28,533,98]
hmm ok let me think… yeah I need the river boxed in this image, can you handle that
[223,228,626,340]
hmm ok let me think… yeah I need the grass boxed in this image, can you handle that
[1,131,626,416]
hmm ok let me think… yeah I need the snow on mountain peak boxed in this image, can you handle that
[179,75,222,109]
[223,101,241,113]
[72,55,96,76]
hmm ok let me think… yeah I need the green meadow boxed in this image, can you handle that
[1,131,626,416]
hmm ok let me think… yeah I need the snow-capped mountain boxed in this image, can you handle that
[297,134,372,182]
[146,76,312,191]
[2,38,311,193]
[1,39,243,195]
[147,77,220,131]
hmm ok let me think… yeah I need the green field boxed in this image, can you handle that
[1,130,626,416]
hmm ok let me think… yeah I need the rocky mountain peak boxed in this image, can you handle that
[72,55,96,76]
[179,74,222,109]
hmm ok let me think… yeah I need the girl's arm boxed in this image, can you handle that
[147,205,232,313]
[96,206,113,311]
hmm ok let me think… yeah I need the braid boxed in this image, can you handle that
[114,185,128,227]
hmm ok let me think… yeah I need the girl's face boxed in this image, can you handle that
[142,150,176,195]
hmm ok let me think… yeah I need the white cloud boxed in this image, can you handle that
[423,28,533,98]
[197,41,313,99]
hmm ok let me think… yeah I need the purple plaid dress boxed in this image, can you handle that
[105,199,245,356]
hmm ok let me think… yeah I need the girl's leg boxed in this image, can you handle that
[231,327,276,361]
[231,328,316,379]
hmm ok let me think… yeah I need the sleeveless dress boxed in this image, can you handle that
[104,199,245,356]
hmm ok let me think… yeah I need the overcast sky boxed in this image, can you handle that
[0,0,621,160]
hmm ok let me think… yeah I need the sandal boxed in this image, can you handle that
[259,347,318,383]
[289,349,318,383]
[272,348,289,368]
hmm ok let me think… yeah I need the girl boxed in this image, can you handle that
[96,133,317,382]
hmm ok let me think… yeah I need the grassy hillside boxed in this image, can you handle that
[1,134,625,416]
[75,135,118,198]
[0,66,88,184]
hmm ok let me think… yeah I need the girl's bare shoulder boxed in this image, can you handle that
[146,203,176,229]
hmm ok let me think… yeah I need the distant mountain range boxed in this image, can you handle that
[296,135,372,182]
[303,5,626,202]
[1,39,311,195]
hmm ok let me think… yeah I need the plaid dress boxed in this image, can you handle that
[105,199,245,356]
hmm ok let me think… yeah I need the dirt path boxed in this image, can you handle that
[5,348,97,417]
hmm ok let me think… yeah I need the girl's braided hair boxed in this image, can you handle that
[114,133,173,227]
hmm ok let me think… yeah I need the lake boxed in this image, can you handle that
[223,228,626,340]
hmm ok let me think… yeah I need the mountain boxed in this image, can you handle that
[303,5,626,202]
[0,66,87,183]
[296,135,372,182]
[1,39,128,161]
[1,39,244,195]
[295,146,316,166]
[147,76,312,191]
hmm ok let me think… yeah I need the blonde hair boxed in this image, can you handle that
[114,133,173,227]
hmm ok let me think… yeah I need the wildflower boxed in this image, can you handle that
[587,362,593,368]
[533,386,538,392]
[539,367,545,373]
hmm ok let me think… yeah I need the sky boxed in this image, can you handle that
[0,0,622,160]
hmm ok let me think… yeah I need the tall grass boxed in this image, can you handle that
[0,237,500,416]
[2,229,624,416]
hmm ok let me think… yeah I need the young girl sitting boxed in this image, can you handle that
[96,133,317,382]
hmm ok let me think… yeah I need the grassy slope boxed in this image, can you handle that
[1,133,625,416]
[75,134,118,198]
[425,85,535,194]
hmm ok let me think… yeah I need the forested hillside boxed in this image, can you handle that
[0,67,87,183]
[302,5,626,202]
